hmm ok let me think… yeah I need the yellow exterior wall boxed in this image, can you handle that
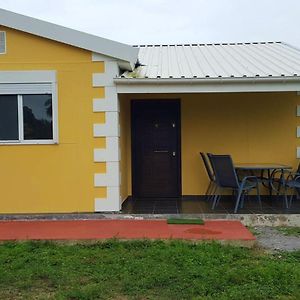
[119,92,299,196]
[0,26,106,213]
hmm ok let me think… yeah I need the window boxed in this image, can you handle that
[0,95,18,140]
[0,31,6,54]
[0,70,57,144]
[0,94,54,143]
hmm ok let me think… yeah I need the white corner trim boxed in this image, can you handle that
[93,62,119,87]
[94,162,120,187]
[93,87,119,112]
[0,31,6,54]
[297,105,300,117]
[0,70,56,83]
[95,186,121,212]
[94,112,120,137]
[94,137,120,162]
[297,147,300,159]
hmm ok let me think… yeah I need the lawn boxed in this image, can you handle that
[276,226,300,237]
[0,240,299,300]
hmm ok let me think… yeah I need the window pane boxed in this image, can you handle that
[23,94,53,140]
[0,95,19,140]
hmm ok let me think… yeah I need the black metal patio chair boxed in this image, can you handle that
[271,163,300,208]
[200,152,216,200]
[207,153,261,213]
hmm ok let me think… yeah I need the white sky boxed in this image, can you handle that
[0,0,300,47]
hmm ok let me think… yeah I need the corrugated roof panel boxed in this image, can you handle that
[249,44,294,75]
[211,44,246,77]
[221,44,257,77]
[123,42,300,79]
[238,44,284,76]
[175,45,194,78]
[265,44,300,71]
[168,46,180,78]
[194,46,216,77]
[183,46,202,77]
[228,44,269,76]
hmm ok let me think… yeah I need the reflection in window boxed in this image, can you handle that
[0,95,19,140]
[23,95,53,140]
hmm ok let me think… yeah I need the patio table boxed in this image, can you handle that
[234,163,292,195]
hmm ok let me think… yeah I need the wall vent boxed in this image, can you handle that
[0,32,6,54]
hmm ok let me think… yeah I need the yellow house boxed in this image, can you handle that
[1,9,300,214]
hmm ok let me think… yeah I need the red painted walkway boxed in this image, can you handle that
[0,220,255,242]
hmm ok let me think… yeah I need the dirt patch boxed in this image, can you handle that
[254,226,300,252]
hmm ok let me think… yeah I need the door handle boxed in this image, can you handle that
[154,150,169,153]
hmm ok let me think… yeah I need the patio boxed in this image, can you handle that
[122,196,300,214]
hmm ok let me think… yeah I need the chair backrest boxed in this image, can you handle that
[200,152,214,181]
[207,153,240,189]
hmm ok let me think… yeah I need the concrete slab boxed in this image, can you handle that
[0,220,255,244]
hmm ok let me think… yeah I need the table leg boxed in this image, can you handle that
[268,169,272,197]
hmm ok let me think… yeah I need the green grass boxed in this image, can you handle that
[167,218,204,225]
[246,226,261,236]
[0,240,299,300]
[276,226,300,237]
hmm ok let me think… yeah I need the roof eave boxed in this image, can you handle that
[114,76,300,84]
[0,8,138,71]
[114,76,300,94]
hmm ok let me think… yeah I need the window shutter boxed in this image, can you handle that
[0,32,6,54]
[0,83,53,94]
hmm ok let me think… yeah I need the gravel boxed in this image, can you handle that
[254,226,300,252]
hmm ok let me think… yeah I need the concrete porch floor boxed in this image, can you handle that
[122,195,300,215]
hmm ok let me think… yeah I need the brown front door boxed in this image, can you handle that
[131,100,181,198]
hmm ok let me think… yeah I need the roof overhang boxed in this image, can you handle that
[114,77,300,94]
[0,9,138,71]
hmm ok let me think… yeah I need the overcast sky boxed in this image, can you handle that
[0,0,299,47]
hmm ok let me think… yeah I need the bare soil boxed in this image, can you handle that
[254,226,300,252]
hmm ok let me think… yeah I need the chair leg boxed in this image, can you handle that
[240,193,245,208]
[257,184,262,209]
[283,186,289,209]
[212,194,220,210]
[289,192,294,209]
[212,186,221,209]
[205,181,212,201]
[210,183,217,201]
[234,188,243,214]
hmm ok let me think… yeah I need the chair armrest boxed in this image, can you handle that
[241,175,259,181]
[287,172,300,181]
[240,175,260,185]
[271,169,292,178]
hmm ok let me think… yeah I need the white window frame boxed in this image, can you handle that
[0,71,58,145]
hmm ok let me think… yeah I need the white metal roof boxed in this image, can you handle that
[121,42,300,79]
[0,9,138,70]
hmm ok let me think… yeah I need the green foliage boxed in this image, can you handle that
[277,227,300,237]
[0,240,299,299]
